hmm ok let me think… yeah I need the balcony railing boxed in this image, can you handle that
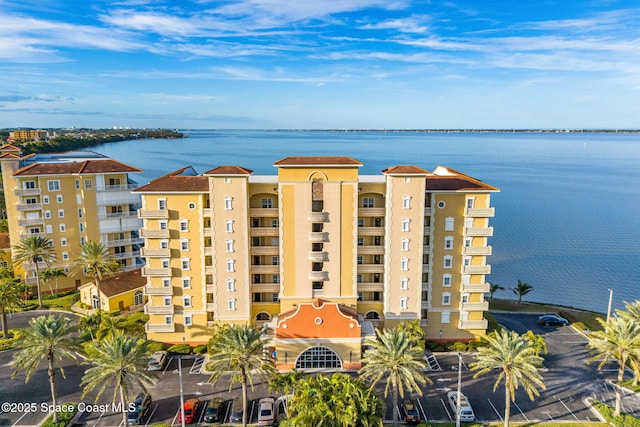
[144,286,173,296]
[20,232,45,240]
[142,267,172,276]
[96,184,139,192]
[99,211,139,220]
[312,289,324,297]
[463,227,494,237]
[462,246,492,256]
[206,284,215,293]
[14,188,41,196]
[106,237,144,247]
[251,265,279,274]
[356,283,384,292]
[138,209,169,219]
[461,282,491,293]
[357,245,384,255]
[358,207,385,216]
[250,246,279,255]
[250,227,279,237]
[18,218,44,226]
[145,323,175,333]
[249,208,278,217]
[206,303,216,311]
[251,284,280,292]
[113,250,140,260]
[308,271,329,281]
[141,229,170,239]
[357,264,384,273]
[308,251,329,262]
[357,227,385,236]
[308,211,329,222]
[458,319,488,330]
[17,203,42,211]
[461,265,492,275]
[424,206,432,216]
[141,248,171,258]
[465,207,495,218]
[308,232,329,242]
[144,304,174,314]
[460,301,489,311]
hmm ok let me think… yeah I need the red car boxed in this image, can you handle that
[178,398,201,424]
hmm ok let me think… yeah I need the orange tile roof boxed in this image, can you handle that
[134,167,209,192]
[274,156,362,166]
[0,233,10,249]
[203,166,253,175]
[0,144,22,152]
[13,159,142,176]
[381,165,430,175]
[426,166,499,191]
[79,268,147,297]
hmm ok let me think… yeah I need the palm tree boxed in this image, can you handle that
[81,332,157,426]
[40,268,67,298]
[0,277,23,338]
[95,315,130,341]
[269,369,302,395]
[75,240,120,314]
[11,314,78,423]
[587,316,640,416]
[470,329,545,427]
[522,330,548,359]
[511,279,533,304]
[78,312,103,342]
[206,324,274,427]
[359,328,430,427]
[617,300,640,386]
[489,282,505,300]
[12,235,55,309]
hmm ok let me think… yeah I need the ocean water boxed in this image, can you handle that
[94,130,640,313]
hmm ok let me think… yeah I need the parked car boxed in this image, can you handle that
[203,397,224,423]
[178,398,200,424]
[229,398,244,423]
[127,392,151,425]
[257,397,275,424]
[447,391,475,422]
[538,314,569,326]
[401,399,420,424]
[147,350,168,371]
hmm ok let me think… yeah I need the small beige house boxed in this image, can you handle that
[79,268,146,313]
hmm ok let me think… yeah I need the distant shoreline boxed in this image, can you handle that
[261,128,640,134]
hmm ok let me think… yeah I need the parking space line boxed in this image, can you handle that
[440,398,452,421]
[557,398,579,420]
[144,403,158,427]
[416,397,427,421]
[545,411,554,421]
[487,398,503,421]
[513,401,528,421]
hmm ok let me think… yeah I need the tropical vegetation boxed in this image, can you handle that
[12,235,56,309]
[40,268,67,298]
[510,279,534,304]
[75,240,120,314]
[0,277,23,337]
[489,282,505,300]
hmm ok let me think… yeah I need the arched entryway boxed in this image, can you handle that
[295,346,342,370]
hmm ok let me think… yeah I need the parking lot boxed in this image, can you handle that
[2,312,640,425]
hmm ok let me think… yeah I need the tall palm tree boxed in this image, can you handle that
[206,324,274,427]
[0,277,23,338]
[95,315,130,341]
[617,300,640,386]
[81,332,158,426]
[11,314,78,423]
[522,330,548,359]
[359,327,430,427]
[12,235,55,309]
[470,329,545,427]
[489,282,505,300]
[75,240,120,314]
[511,279,533,304]
[40,268,67,298]
[587,316,640,416]
[78,312,103,342]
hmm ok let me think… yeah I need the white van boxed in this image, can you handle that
[447,391,475,422]
[147,351,168,371]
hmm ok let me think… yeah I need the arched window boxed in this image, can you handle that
[256,312,271,321]
[365,311,381,320]
[134,290,143,305]
[400,296,408,310]
[295,346,342,370]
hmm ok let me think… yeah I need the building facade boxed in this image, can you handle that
[0,145,145,302]
[136,156,498,369]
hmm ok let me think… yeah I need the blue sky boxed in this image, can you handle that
[1,0,639,129]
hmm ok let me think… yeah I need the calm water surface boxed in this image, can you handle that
[93,130,640,313]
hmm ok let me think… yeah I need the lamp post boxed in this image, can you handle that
[606,288,613,328]
[179,336,186,427]
[456,352,462,427]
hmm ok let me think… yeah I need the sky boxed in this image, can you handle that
[1,0,639,130]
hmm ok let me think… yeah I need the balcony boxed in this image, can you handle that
[461,282,491,293]
[138,209,169,219]
[357,264,384,274]
[17,203,42,211]
[308,271,329,281]
[204,227,212,237]
[207,321,216,328]
[458,319,488,330]
[357,245,384,255]
[18,218,44,226]
[144,286,173,296]
[141,229,170,239]
[249,208,278,217]
[122,262,146,272]
[462,246,492,256]
[250,227,279,237]
[96,193,140,206]
[99,211,139,220]
[206,303,216,311]
[144,304,174,314]
[461,265,492,275]
[142,267,172,276]
[460,301,489,311]
[206,284,215,293]
[251,265,279,274]
[465,207,495,218]
[357,283,384,292]
[308,251,329,262]
[424,206,432,216]
[96,184,139,192]
[204,266,214,275]
[423,226,431,235]
[463,227,494,237]
[14,188,41,196]
[251,284,280,293]
[357,227,384,237]
[20,232,45,240]
[359,207,385,216]
[308,232,329,242]
[422,244,431,253]
[308,211,329,222]
[250,246,279,255]
[106,237,144,247]
[312,289,324,297]
[141,248,171,258]
[421,301,429,310]
[113,250,141,260]
[145,323,175,333]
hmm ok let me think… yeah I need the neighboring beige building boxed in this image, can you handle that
[0,145,145,291]
[135,156,498,370]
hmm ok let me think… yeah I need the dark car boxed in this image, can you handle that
[229,398,243,423]
[538,314,569,326]
[401,399,420,424]
[203,397,224,423]
[178,398,201,424]
[127,393,152,425]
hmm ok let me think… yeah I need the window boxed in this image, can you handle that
[437,200,445,209]
[23,181,36,189]
[357,274,362,283]
[228,298,236,311]
[59,223,66,232]
[184,315,193,326]
[179,219,188,232]
[226,240,234,253]
[80,236,86,245]
[159,220,168,230]
[400,257,409,271]
[362,197,375,208]
[44,210,51,219]
[445,217,454,231]
[164,316,172,325]
[226,259,235,272]
[227,278,235,291]
[225,220,234,233]
[76,194,82,204]
[271,256,279,266]
[161,259,170,268]
[56,195,63,203]
[180,239,189,251]
[358,218,364,227]
[224,196,233,210]
[181,258,190,270]
[444,256,453,269]
[462,294,469,303]
[61,238,67,247]
[224,178,231,183]
[462,275,471,285]
[466,197,475,209]
[402,195,411,209]
[84,180,93,190]
[271,219,279,228]
[57,209,64,218]
[443,274,452,287]
[295,346,342,370]
[158,199,167,210]
[400,277,408,290]
[272,274,280,284]
[402,218,410,232]
[43,196,49,204]
[465,218,474,228]
[75,180,80,190]
[163,297,171,306]
[48,180,60,191]
[401,238,409,252]
[62,252,69,260]
[188,202,196,210]
[357,237,364,246]
[78,209,83,218]
[444,236,453,250]
[162,278,171,287]
[182,277,191,289]
[357,256,363,265]
[464,238,472,247]
[464,256,472,267]
[441,311,450,323]
[400,296,408,310]
[261,198,273,208]
[183,295,192,307]
[160,240,169,249]
[442,292,451,305]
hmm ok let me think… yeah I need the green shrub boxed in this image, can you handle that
[484,312,502,333]
[147,341,166,353]
[42,289,77,300]
[40,403,77,427]
[447,341,468,352]
[593,401,640,427]
[0,330,23,350]
[167,343,192,354]
[193,344,208,354]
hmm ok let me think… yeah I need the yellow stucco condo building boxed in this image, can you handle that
[0,145,145,302]
[136,156,498,370]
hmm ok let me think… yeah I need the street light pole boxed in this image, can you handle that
[606,288,613,329]
[456,352,462,427]
[179,336,186,427]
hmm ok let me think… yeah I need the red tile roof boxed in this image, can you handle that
[0,233,10,249]
[382,165,430,175]
[13,159,142,176]
[79,268,147,297]
[0,144,22,152]
[134,167,209,192]
[274,156,362,166]
[203,166,253,175]
[426,166,499,191]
